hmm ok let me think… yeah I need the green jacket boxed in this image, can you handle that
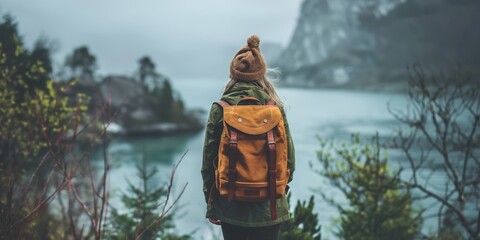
[201,81,295,227]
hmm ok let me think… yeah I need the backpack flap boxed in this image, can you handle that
[223,105,282,134]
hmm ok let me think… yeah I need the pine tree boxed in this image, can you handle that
[316,134,422,240]
[65,46,97,81]
[138,56,158,87]
[158,79,175,121]
[0,14,49,93]
[280,194,322,240]
[109,149,190,240]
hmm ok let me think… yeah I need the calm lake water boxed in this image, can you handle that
[95,79,435,239]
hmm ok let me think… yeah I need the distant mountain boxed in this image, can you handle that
[274,0,480,90]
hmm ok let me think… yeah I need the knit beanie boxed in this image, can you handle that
[230,35,266,81]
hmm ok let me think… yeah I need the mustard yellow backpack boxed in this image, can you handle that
[215,97,289,220]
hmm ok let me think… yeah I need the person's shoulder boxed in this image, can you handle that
[221,81,270,103]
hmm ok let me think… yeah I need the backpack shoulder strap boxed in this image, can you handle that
[215,100,230,108]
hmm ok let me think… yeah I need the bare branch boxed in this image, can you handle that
[135,151,189,240]
[393,65,480,239]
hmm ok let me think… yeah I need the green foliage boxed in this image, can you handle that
[30,37,54,79]
[0,14,89,239]
[108,151,191,240]
[157,79,175,120]
[65,45,97,81]
[138,56,158,86]
[0,14,49,93]
[134,56,187,123]
[1,13,193,239]
[0,14,88,170]
[316,134,422,240]
[280,194,322,240]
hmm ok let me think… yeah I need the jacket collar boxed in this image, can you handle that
[224,81,262,94]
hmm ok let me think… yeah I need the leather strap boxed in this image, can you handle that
[216,100,237,200]
[227,128,238,201]
[216,100,230,108]
[237,96,260,105]
[267,129,277,220]
[217,100,239,201]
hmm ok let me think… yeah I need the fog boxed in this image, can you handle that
[0,0,303,79]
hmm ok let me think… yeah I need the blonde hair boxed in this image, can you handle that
[224,68,283,107]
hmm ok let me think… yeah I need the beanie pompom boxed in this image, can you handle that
[230,34,266,81]
[247,35,260,48]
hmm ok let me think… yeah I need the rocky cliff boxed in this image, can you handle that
[275,0,480,90]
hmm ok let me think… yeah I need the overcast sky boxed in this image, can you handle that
[1,0,304,79]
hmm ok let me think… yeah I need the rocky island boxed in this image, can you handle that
[62,52,204,137]
[99,75,203,137]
